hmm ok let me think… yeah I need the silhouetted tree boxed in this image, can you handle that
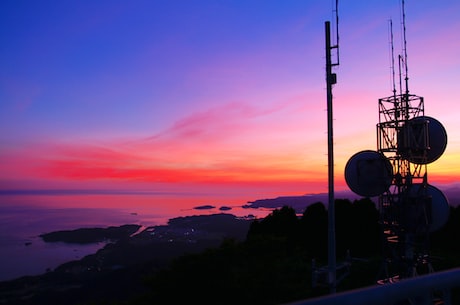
[331,198,381,258]
[299,201,328,260]
[334,198,354,258]
[432,206,460,256]
[349,198,381,256]
[246,205,300,255]
[247,205,298,238]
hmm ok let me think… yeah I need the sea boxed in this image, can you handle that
[0,191,272,282]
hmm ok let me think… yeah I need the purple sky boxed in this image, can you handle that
[1,1,459,199]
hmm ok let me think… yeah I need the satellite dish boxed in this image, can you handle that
[404,184,450,232]
[398,116,447,164]
[344,150,393,197]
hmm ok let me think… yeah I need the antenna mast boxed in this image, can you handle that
[326,0,339,294]
[314,1,350,294]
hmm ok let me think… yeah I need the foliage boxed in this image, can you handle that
[135,198,383,304]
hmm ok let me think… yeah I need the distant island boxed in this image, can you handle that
[40,224,141,244]
[245,191,361,212]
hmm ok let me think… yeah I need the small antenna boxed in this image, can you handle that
[401,0,409,94]
[388,20,397,98]
[331,0,340,66]
[398,54,403,97]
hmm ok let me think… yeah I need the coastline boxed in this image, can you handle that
[0,190,373,282]
[0,213,254,304]
[0,207,257,283]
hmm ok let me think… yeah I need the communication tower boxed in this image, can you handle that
[344,1,449,282]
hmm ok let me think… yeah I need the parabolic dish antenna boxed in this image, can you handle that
[398,116,447,164]
[344,150,393,197]
[404,184,450,232]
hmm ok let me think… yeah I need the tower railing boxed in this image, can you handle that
[286,267,460,305]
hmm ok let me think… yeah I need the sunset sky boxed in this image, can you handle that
[1,0,459,200]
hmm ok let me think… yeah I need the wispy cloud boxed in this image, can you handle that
[146,101,258,143]
[1,98,327,189]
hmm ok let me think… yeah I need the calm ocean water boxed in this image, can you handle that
[0,192,269,282]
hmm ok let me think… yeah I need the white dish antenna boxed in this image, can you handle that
[398,116,447,164]
[403,183,450,232]
[344,150,393,197]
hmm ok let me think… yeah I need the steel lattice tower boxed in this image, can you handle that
[377,93,432,281]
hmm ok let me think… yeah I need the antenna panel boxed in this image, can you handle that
[344,150,393,197]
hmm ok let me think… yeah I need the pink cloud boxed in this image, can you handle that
[147,101,258,143]
[0,97,330,191]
